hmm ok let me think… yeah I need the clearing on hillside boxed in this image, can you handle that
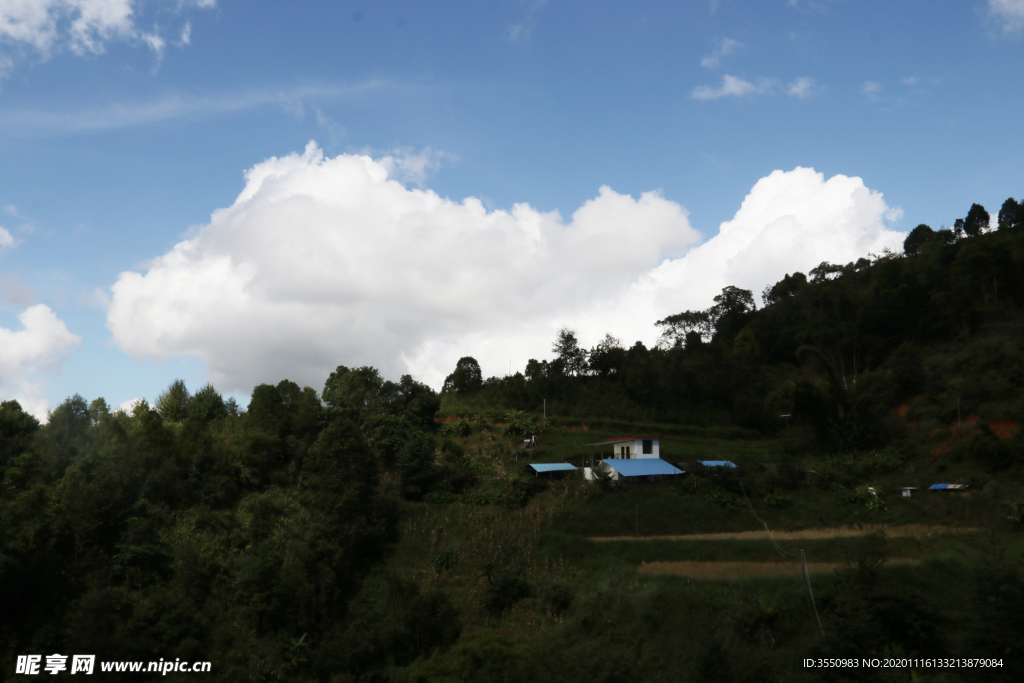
[638,558,920,579]
[590,524,977,542]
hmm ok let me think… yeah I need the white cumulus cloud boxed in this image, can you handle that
[107,148,905,395]
[989,0,1024,32]
[691,74,773,100]
[0,226,13,249]
[107,142,700,392]
[623,167,904,318]
[0,303,82,419]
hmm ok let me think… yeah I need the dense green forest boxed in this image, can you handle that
[3,197,1024,682]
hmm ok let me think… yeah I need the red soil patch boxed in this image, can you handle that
[896,403,909,418]
[990,421,1019,439]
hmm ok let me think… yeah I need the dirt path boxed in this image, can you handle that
[590,524,977,543]
[638,558,920,579]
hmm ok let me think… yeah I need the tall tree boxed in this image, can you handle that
[552,327,588,376]
[963,203,990,237]
[998,197,1021,231]
[442,357,483,395]
[155,379,191,422]
[903,224,936,256]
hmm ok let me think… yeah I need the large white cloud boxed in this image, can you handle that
[625,167,904,318]
[107,147,905,395]
[0,303,82,419]
[108,143,700,392]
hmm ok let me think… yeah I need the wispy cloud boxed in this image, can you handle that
[0,0,215,73]
[989,0,1024,33]
[691,74,773,100]
[0,81,392,137]
[861,81,882,98]
[509,0,548,43]
[700,37,742,69]
[786,77,815,98]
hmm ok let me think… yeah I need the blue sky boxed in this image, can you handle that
[1,0,1022,417]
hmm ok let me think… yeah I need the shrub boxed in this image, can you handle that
[704,490,739,510]
[423,491,459,504]
[432,549,458,575]
[440,420,471,438]
[542,584,574,616]
[465,490,501,506]
[483,574,531,614]
[764,494,791,508]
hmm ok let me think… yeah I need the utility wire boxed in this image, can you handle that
[738,477,793,558]
[801,550,825,636]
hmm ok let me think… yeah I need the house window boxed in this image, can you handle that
[642,439,653,455]
[625,446,631,459]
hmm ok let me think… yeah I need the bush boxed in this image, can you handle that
[440,420,472,438]
[704,489,739,510]
[465,490,502,506]
[483,573,531,614]
[542,584,574,616]
[764,494,791,508]
[423,491,459,504]
[432,549,458,575]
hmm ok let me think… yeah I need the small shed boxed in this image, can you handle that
[583,436,662,460]
[698,460,737,468]
[901,486,919,498]
[527,463,578,478]
[601,458,684,482]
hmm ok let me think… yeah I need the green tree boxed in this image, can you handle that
[655,310,712,348]
[442,357,483,395]
[761,271,808,305]
[903,223,936,256]
[552,327,588,376]
[187,383,227,422]
[322,365,384,413]
[155,379,191,422]
[0,399,40,466]
[87,397,110,424]
[963,202,990,237]
[998,197,1022,231]
[588,334,625,377]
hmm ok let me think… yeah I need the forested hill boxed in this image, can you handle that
[445,197,1024,454]
[1,196,1023,682]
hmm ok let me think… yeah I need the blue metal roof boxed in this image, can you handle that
[929,483,949,490]
[528,463,578,473]
[698,460,737,468]
[602,458,683,477]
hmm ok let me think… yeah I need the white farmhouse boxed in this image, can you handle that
[582,436,662,459]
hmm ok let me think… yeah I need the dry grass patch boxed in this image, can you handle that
[590,524,977,543]
[638,558,920,579]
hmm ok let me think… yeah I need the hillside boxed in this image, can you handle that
[3,198,1024,682]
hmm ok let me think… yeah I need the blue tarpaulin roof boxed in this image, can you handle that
[929,484,949,490]
[528,463,578,473]
[698,460,737,468]
[602,458,683,477]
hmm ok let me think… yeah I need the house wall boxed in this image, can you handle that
[608,439,660,459]
[635,438,660,459]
